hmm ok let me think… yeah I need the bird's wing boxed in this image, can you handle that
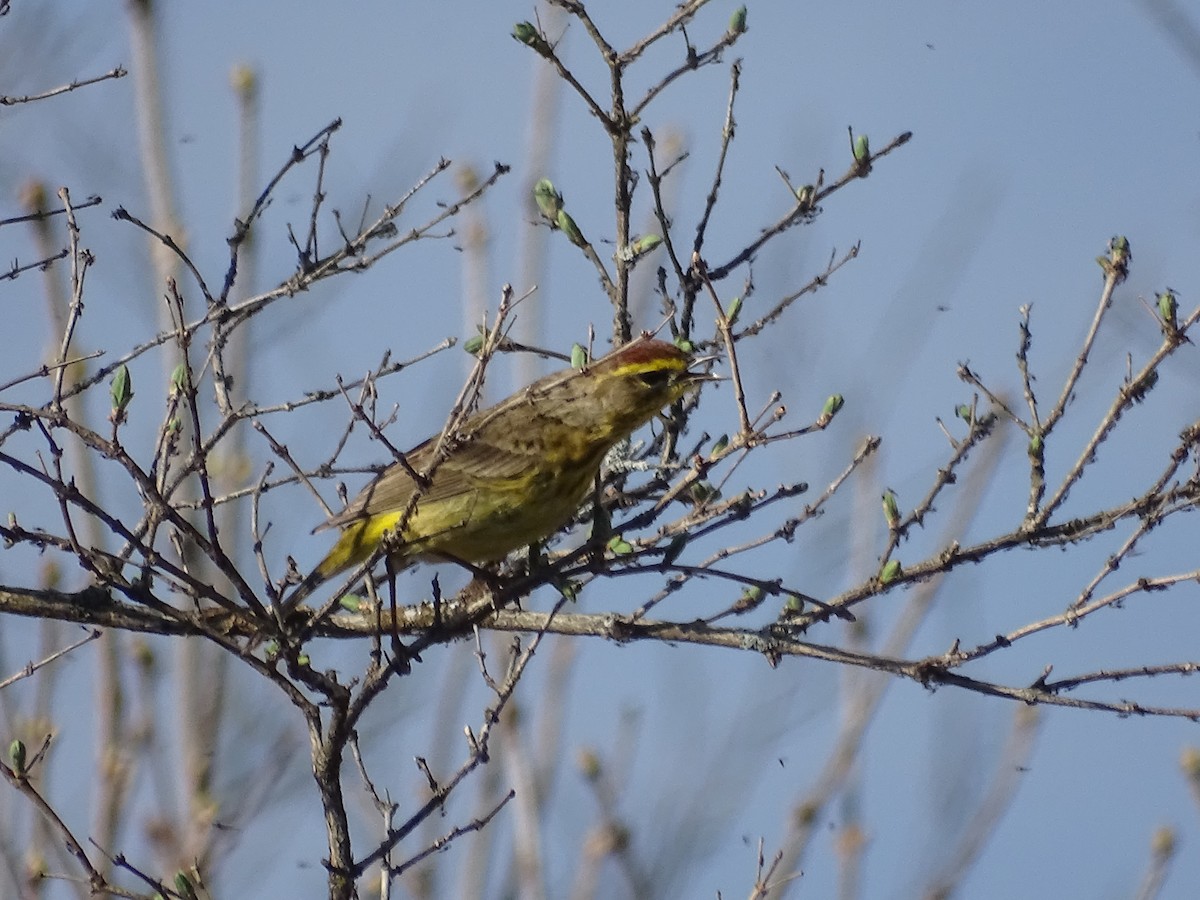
[316,424,539,532]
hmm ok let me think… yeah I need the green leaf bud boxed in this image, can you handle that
[533,177,563,221]
[817,394,844,427]
[607,534,633,556]
[734,584,765,613]
[174,872,198,900]
[728,6,748,35]
[662,533,688,566]
[1158,290,1178,332]
[110,364,133,419]
[9,739,26,775]
[619,232,662,263]
[881,489,900,529]
[726,296,742,325]
[169,363,188,397]
[1098,235,1131,283]
[556,209,587,247]
[512,21,539,46]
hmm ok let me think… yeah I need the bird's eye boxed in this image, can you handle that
[635,369,673,388]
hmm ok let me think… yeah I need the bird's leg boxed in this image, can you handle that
[430,572,443,628]
[454,557,509,612]
[383,554,417,674]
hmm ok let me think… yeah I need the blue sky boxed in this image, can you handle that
[2,1,1199,897]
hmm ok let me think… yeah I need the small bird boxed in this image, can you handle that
[293,336,712,603]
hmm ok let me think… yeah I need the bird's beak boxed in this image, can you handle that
[686,354,723,383]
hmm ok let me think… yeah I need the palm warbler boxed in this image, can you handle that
[303,336,711,592]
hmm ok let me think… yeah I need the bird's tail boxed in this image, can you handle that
[277,554,335,616]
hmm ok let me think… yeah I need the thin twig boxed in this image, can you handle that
[0,66,126,105]
[0,628,101,690]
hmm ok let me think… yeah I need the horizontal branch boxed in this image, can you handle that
[4,582,1196,719]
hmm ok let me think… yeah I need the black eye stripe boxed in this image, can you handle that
[635,370,673,387]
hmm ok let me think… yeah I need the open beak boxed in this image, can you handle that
[686,354,723,384]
